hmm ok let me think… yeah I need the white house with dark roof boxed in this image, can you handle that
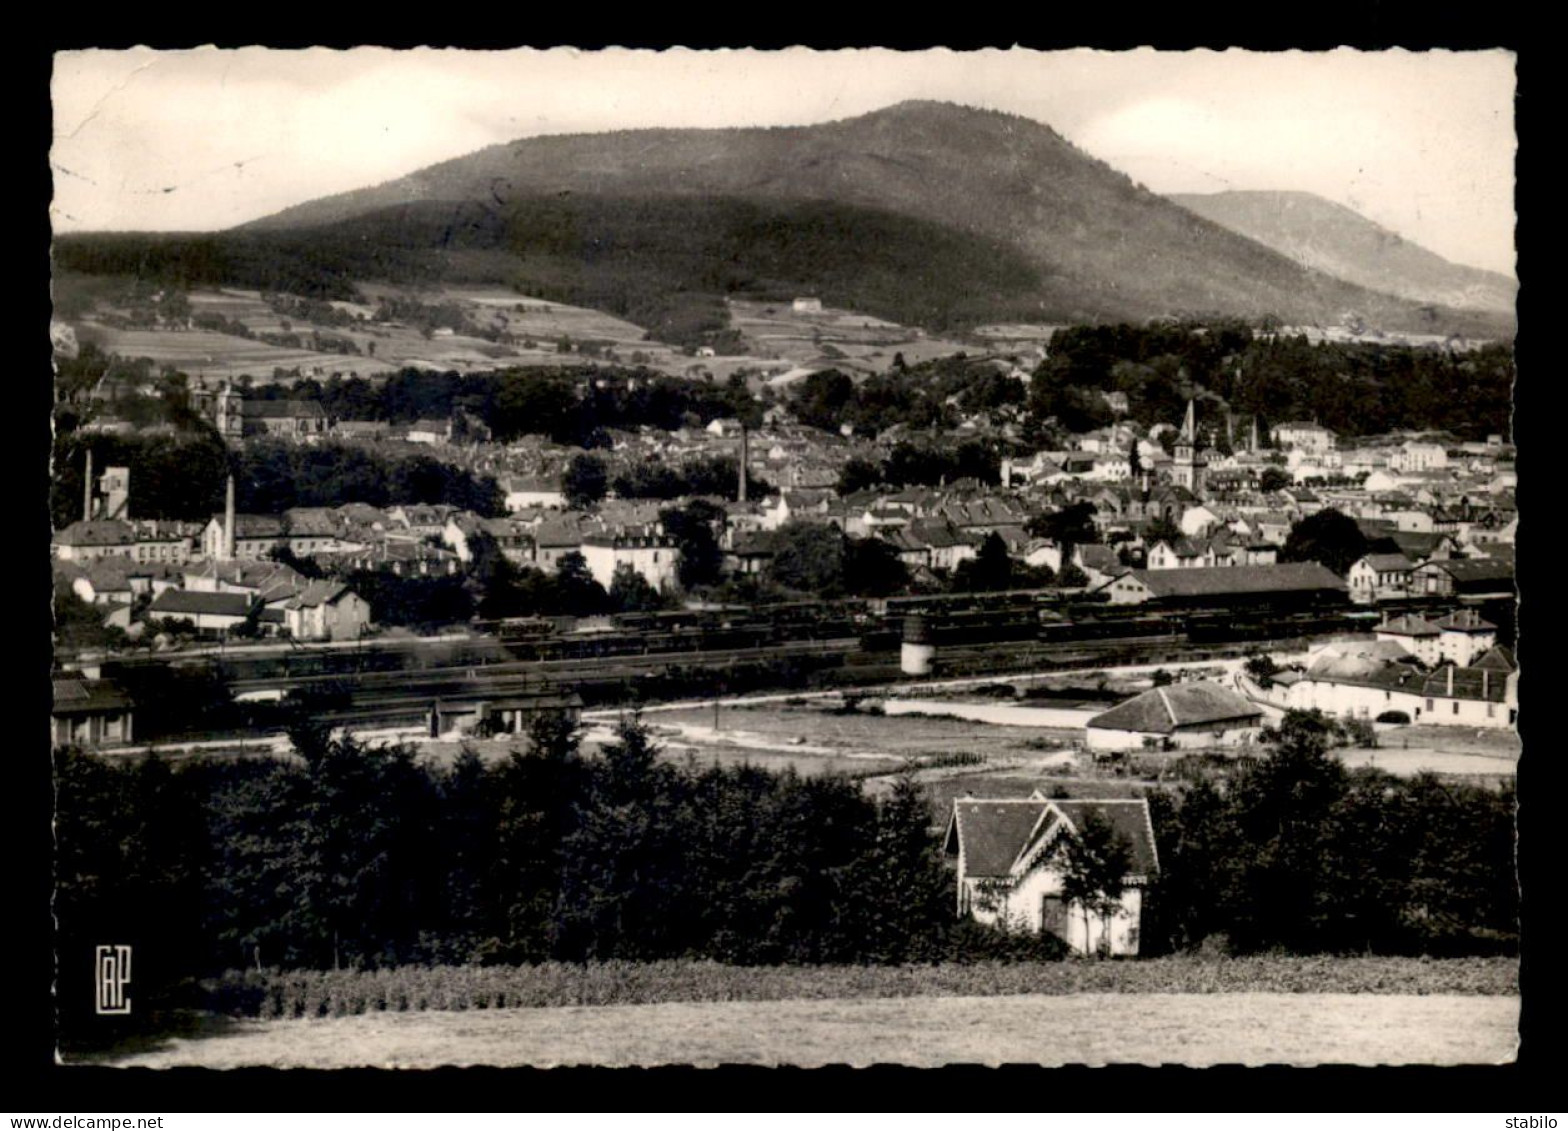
[1084,681,1264,751]
[1436,609,1499,667]
[501,475,566,512]
[1418,661,1516,728]
[52,520,138,562]
[146,588,255,633]
[1375,614,1443,666]
[581,526,680,590]
[943,795,1158,955]
[1271,422,1337,453]
[280,580,372,641]
[1347,552,1416,603]
[1268,644,1427,721]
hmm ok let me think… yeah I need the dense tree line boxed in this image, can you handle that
[764,522,910,599]
[609,456,772,502]
[834,439,1003,495]
[247,367,752,446]
[49,432,504,528]
[54,709,1515,1046]
[1039,321,1514,442]
[1147,712,1517,956]
[791,323,1512,446]
[53,716,999,1040]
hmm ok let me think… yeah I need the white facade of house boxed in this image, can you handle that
[960,868,1145,956]
[1084,723,1261,752]
[1420,678,1517,729]
[1439,626,1497,667]
[1272,423,1337,452]
[503,484,566,512]
[1375,628,1441,666]
[284,588,372,642]
[580,536,681,591]
[1390,442,1449,473]
[1275,675,1423,721]
[1347,556,1414,603]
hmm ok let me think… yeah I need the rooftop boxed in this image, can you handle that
[1087,681,1263,734]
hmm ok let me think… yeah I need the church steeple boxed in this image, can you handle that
[1173,399,1207,495]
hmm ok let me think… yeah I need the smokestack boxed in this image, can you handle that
[1482,670,1489,698]
[83,449,94,522]
[1446,664,1454,697]
[738,424,749,504]
[223,473,236,561]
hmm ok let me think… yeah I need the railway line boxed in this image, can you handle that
[86,585,1498,742]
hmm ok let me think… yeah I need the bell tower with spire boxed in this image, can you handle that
[1172,399,1207,495]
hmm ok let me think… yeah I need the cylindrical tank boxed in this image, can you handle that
[900,613,935,676]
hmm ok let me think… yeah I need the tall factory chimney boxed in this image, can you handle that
[737,424,749,504]
[83,449,94,521]
[223,473,236,560]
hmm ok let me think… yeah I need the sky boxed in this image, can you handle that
[50,47,1517,276]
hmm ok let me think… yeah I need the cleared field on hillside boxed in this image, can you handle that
[105,992,1519,1068]
[77,322,393,382]
[729,299,975,374]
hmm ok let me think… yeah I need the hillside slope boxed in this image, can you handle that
[1168,190,1516,315]
[65,102,1512,338]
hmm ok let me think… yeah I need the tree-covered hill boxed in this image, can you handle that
[55,101,1513,340]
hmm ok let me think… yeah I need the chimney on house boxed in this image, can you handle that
[1446,664,1454,698]
[83,449,94,522]
[223,473,236,561]
[1482,669,1490,699]
[738,424,749,504]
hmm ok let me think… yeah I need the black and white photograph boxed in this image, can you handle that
[46,45,1520,1071]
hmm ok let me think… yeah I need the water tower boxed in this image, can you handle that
[900,613,935,676]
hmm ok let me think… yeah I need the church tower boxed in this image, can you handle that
[1172,399,1207,495]
[215,383,244,443]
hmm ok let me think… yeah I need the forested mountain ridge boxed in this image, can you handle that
[55,101,1510,340]
[1168,190,1516,315]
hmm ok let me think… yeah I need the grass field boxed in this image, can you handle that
[77,322,393,382]
[103,992,1520,1068]
[729,299,976,375]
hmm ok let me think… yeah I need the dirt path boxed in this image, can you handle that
[106,992,1517,1069]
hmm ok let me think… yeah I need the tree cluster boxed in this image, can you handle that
[1147,710,1517,956]
[53,717,1007,1042]
[49,431,505,529]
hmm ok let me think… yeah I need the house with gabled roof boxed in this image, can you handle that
[52,520,138,562]
[1375,613,1443,666]
[1147,537,1211,571]
[1435,608,1499,667]
[943,794,1159,955]
[280,580,372,641]
[1347,552,1415,603]
[146,588,255,634]
[1411,557,1515,599]
[1085,681,1264,751]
